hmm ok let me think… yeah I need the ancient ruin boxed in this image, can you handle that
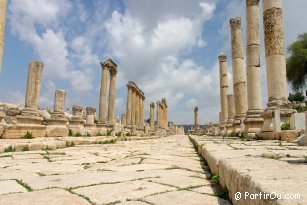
[218,53,228,135]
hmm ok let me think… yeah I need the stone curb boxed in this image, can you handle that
[188,135,307,205]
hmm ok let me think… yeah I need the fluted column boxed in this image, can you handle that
[108,71,116,123]
[262,0,289,108]
[126,85,132,125]
[25,61,44,110]
[131,89,136,125]
[230,17,248,120]
[218,53,229,125]
[150,102,155,130]
[99,63,108,122]
[0,0,6,71]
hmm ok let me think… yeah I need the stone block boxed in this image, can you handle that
[46,125,68,137]
[2,124,46,139]
[290,113,306,130]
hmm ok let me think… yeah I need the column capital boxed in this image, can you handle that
[246,0,259,7]
[230,17,241,30]
[86,106,96,115]
[150,102,155,108]
[72,105,83,116]
[218,53,227,62]
[101,58,117,75]
[194,106,198,113]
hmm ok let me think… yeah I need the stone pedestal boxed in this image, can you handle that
[131,125,136,135]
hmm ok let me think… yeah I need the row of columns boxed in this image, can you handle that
[218,0,293,136]
[99,59,117,124]
[126,81,145,129]
[156,98,168,129]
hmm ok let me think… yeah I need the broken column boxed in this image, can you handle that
[0,0,6,71]
[69,105,85,135]
[194,106,199,130]
[156,101,161,128]
[261,0,294,132]
[226,94,235,136]
[46,89,68,137]
[86,107,96,125]
[4,61,46,138]
[150,102,155,131]
[230,17,248,135]
[244,0,264,137]
[218,53,229,135]
[98,62,108,123]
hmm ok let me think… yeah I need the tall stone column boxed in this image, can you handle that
[140,96,145,128]
[126,85,132,125]
[156,102,160,128]
[150,102,155,131]
[218,53,229,126]
[194,106,199,129]
[25,61,44,110]
[261,0,293,131]
[121,113,126,126]
[135,93,140,128]
[0,0,6,71]
[131,89,136,125]
[244,0,264,136]
[99,63,108,123]
[226,94,235,136]
[138,95,142,128]
[108,71,116,123]
[230,17,248,134]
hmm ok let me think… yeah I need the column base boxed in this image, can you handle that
[226,120,235,136]
[244,109,264,137]
[2,124,46,139]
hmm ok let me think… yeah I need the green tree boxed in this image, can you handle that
[286,33,307,91]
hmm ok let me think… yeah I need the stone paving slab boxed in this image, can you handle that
[144,190,230,205]
[189,135,307,205]
[0,180,27,195]
[0,188,91,205]
[0,135,228,204]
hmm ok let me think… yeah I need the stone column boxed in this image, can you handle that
[218,53,229,125]
[226,94,235,136]
[138,95,142,128]
[140,96,145,128]
[262,0,289,108]
[194,106,199,129]
[99,63,108,122]
[121,113,126,126]
[126,85,132,125]
[230,17,248,134]
[0,0,6,71]
[54,89,66,113]
[244,0,264,136]
[131,89,136,126]
[135,93,140,128]
[150,102,155,130]
[156,102,160,128]
[108,71,116,123]
[25,61,44,110]
[165,104,168,129]
[86,107,96,125]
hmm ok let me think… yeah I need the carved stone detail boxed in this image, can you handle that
[246,0,259,7]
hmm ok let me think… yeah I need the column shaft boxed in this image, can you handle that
[227,94,235,122]
[126,86,132,125]
[230,17,248,119]
[246,0,262,114]
[150,103,155,130]
[135,93,139,128]
[218,54,229,124]
[25,61,44,110]
[54,89,66,113]
[131,90,136,125]
[108,73,116,123]
[262,0,288,103]
[99,65,108,122]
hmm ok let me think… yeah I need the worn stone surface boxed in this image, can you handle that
[190,135,307,205]
[0,180,27,195]
[0,135,227,204]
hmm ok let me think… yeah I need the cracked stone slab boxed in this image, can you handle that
[73,180,176,205]
[0,188,91,205]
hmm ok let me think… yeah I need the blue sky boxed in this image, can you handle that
[0,0,306,124]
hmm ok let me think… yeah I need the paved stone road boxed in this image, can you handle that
[0,135,230,205]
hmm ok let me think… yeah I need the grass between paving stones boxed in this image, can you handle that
[105,201,121,205]
[41,153,52,162]
[37,172,46,176]
[4,145,16,152]
[135,199,155,205]
[21,145,29,152]
[66,141,75,147]
[189,136,230,201]
[96,139,117,144]
[16,179,33,192]
[66,188,95,205]
[42,146,52,151]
